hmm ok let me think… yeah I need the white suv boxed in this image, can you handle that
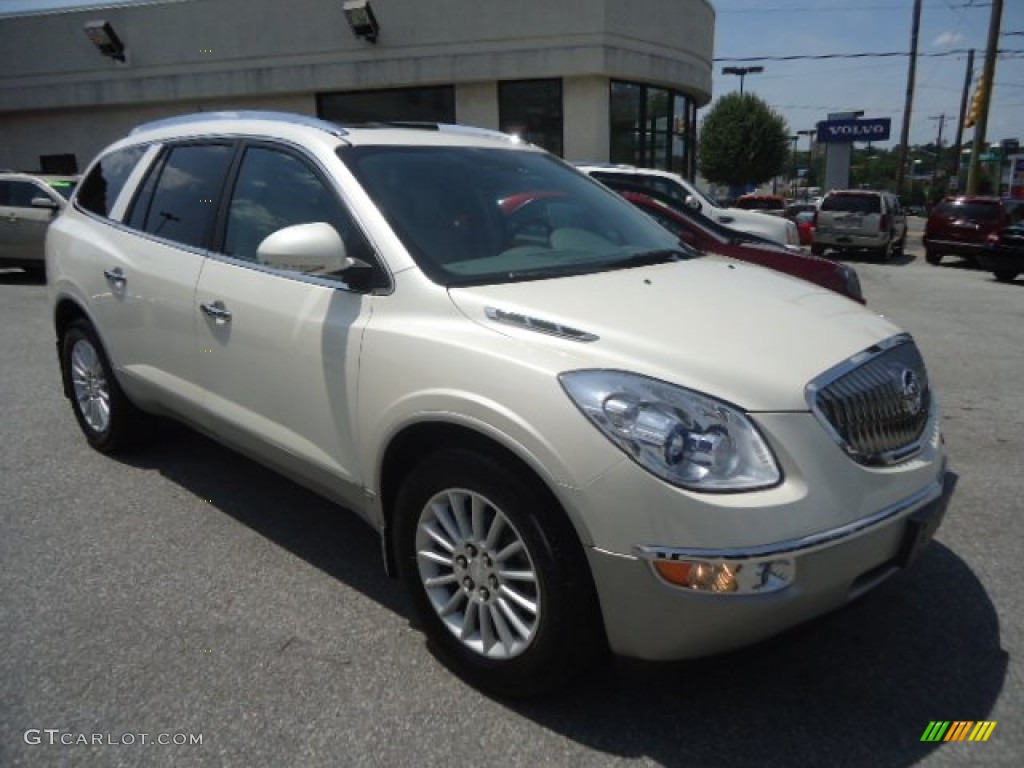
[577,164,801,248]
[48,112,951,696]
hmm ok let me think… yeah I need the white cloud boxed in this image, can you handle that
[933,32,965,47]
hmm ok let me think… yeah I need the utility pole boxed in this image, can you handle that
[950,48,975,190]
[967,0,1003,194]
[895,0,922,199]
[929,114,945,202]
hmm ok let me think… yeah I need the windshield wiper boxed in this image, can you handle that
[611,248,691,268]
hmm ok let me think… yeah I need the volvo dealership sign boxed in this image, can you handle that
[817,118,892,143]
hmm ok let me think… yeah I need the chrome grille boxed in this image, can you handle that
[807,335,931,465]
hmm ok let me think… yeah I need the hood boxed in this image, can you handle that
[448,257,902,411]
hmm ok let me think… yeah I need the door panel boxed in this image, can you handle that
[195,260,371,495]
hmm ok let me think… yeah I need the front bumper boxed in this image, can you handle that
[586,469,954,661]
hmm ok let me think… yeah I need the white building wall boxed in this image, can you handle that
[0,0,714,170]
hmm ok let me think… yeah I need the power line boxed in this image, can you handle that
[714,48,1023,62]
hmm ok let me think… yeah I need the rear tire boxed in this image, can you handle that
[60,319,150,453]
[394,449,603,697]
[993,270,1019,283]
[925,250,941,265]
[876,239,895,262]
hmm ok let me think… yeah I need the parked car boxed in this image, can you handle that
[976,224,1024,282]
[576,164,802,248]
[812,189,907,261]
[923,196,1017,266]
[785,202,818,246]
[0,172,78,273]
[735,194,787,217]
[48,112,951,696]
[602,182,862,302]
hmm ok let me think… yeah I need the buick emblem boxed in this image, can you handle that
[899,368,923,417]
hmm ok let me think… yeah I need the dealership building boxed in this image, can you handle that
[0,0,713,176]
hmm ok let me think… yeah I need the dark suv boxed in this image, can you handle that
[923,196,1015,266]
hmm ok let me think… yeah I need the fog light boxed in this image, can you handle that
[654,560,739,592]
[651,557,795,595]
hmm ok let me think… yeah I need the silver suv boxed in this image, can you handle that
[812,189,907,261]
[47,112,951,695]
[0,172,78,274]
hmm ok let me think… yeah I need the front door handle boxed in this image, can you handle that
[200,301,232,324]
[103,267,126,287]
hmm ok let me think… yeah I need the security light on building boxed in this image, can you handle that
[84,20,126,62]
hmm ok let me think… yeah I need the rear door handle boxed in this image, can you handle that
[200,301,232,324]
[103,267,126,287]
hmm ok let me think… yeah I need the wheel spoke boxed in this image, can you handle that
[489,602,517,653]
[480,601,497,653]
[431,501,462,545]
[484,514,506,549]
[498,584,537,616]
[440,589,466,617]
[447,490,472,540]
[496,597,533,642]
[423,573,458,588]
[497,568,536,583]
[460,600,479,640]
[495,539,524,562]
[418,548,454,568]
[422,520,455,554]
[471,494,486,542]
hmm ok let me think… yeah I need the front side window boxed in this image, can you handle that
[341,145,681,287]
[77,145,147,218]
[0,180,45,208]
[222,145,374,275]
[132,144,234,249]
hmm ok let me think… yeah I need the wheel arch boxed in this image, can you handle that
[377,420,594,581]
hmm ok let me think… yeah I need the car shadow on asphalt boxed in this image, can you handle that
[115,424,1005,768]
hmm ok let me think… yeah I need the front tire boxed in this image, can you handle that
[394,449,602,696]
[60,319,149,453]
[925,250,941,265]
[993,269,1019,283]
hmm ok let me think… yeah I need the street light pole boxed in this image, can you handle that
[722,66,764,95]
[796,129,816,199]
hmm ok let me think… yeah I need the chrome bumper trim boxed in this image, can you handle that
[636,464,948,563]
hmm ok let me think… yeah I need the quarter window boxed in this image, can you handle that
[134,144,234,249]
[77,145,147,218]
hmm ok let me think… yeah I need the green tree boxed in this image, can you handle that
[698,93,789,187]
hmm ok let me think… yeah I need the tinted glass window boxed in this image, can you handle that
[499,79,563,156]
[2,180,44,207]
[137,144,233,248]
[223,145,374,273]
[932,201,1001,220]
[342,145,680,287]
[77,145,147,217]
[821,194,881,214]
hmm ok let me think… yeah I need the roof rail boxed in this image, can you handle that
[130,111,348,137]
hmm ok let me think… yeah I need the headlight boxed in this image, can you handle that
[559,370,781,491]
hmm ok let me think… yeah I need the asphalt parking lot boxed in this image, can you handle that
[2,217,1022,767]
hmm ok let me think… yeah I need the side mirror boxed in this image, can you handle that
[31,196,59,211]
[684,195,702,211]
[257,222,352,274]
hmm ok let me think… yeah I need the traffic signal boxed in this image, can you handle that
[965,75,987,129]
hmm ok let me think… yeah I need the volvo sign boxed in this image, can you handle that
[817,118,892,143]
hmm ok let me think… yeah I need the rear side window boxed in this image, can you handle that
[0,180,45,208]
[821,194,881,214]
[932,201,1001,220]
[77,145,147,217]
[131,144,234,249]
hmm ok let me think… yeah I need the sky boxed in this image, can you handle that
[1,0,1020,150]
[712,0,1024,149]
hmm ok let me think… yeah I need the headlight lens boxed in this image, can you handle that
[560,370,781,491]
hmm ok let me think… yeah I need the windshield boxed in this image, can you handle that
[340,146,682,286]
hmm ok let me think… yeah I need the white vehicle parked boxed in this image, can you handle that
[48,112,951,696]
[577,164,801,248]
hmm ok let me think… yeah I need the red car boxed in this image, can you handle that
[614,187,864,302]
[923,196,1019,265]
